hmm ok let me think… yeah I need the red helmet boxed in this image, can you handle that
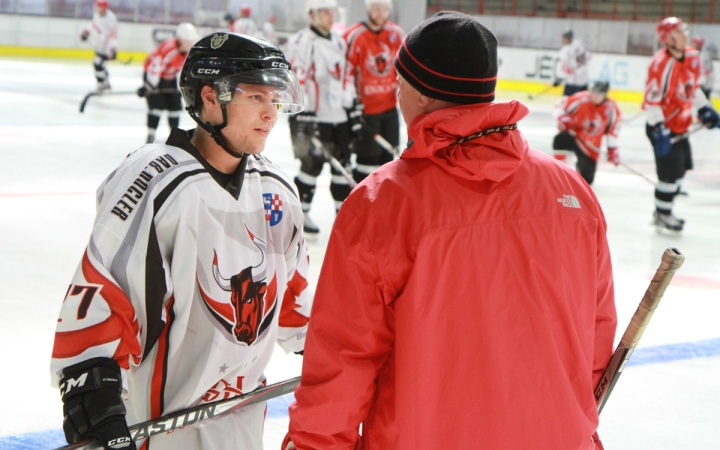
[240,5,251,15]
[692,35,705,49]
[656,17,686,43]
[95,0,109,7]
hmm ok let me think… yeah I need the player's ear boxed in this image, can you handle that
[200,84,219,111]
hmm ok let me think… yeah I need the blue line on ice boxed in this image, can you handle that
[2,337,718,449]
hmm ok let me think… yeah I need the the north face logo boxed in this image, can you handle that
[557,195,580,208]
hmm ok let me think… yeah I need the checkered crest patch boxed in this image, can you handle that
[263,193,283,226]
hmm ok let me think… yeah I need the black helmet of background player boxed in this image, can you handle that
[562,29,573,44]
[179,32,304,157]
[590,80,609,105]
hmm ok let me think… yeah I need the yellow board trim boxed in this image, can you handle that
[0,45,147,63]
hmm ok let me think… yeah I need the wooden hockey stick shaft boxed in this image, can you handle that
[311,136,358,188]
[53,376,301,450]
[594,247,684,415]
[528,84,555,100]
[373,134,398,157]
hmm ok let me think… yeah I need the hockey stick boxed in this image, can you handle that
[310,136,358,188]
[80,88,179,113]
[528,84,556,100]
[623,111,644,124]
[53,376,301,450]
[594,247,685,415]
[374,134,399,157]
[670,123,705,144]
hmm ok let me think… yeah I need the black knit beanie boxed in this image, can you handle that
[394,11,498,104]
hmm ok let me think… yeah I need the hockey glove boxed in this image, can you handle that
[553,78,562,87]
[60,358,135,450]
[289,112,319,159]
[80,30,89,41]
[345,99,365,139]
[108,49,117,61]
[648,123,672,157]
[557,114,573,132]
[607,147,620,166]
[698,105,720,129]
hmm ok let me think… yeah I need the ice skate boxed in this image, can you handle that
[653,211,684,232]
[303,212,320,239]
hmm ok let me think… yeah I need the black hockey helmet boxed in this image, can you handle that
[179,32,303,156]
[591,80,610,94]
[562,29,573,40]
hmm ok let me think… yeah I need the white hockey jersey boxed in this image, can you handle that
[50,128,312,445]
[286,26,353,123]
[231,17,259,37]
[558,39,591,87]
[83,9,118,56]
[698,47,715,91]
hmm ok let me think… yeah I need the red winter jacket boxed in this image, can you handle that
[287,100,617,450]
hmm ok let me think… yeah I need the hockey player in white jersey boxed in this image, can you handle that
[231,5,258,37]
[554,29,591,96]
[80,0,118,92]
[691,35,715,99]
[51,32,311,450]
[286,0,355,235]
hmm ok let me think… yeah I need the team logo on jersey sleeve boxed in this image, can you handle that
[197,224,278,346]
[263,193,283,226]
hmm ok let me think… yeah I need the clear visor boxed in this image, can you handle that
[213,68,304,114]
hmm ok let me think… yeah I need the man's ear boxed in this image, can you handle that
[418,93,434,110]
[200,85,219,111]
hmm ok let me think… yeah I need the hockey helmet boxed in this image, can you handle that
[223,12,234,22]
[176,23,199,44]
[591,80,610,95]
[95,0,109,8]
[656,17,687,43]
[240,5,251,16]
[365,0,392,10]
[692,35,705,49]
[306,0,337,14]
[562,29,573,41]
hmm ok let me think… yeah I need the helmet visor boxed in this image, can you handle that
[214,68,304,114]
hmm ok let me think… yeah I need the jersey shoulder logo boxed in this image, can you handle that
[263,193,283,226]
[211,34,229,49]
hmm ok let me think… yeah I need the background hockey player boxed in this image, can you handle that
[223,12,234,29]
[285,0,355,236]
[80,0,117,92]
[552,80,621,185]
[344,0,404,183]
[231,5,258,37]
[554,29,591,96]
[284,11,616,450]
[691,35,715,99]
[138,22,199,144]
[261,14,278,45]
[50,32,311,450]
[644,17,720,232]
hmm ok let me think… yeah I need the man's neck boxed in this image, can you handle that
[190,127,243,174]
[366,19,384,32]
[667,45,685,60]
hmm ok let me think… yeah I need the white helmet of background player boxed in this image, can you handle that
[365,0,392,10]
[306,0,337,14]
[176,23,200,45]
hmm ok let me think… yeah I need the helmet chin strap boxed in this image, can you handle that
[188,105,246,158]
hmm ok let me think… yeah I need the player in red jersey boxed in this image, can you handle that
[644,17,719,231]
[343,0,405,183]
[138,23,199,144]
[552,81,621,185]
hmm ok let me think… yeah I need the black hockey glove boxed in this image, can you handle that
[345,99,365,139]
[698,105,720,129]
[647,122,672,157]
[290,112,319,159]
[60,358,135,450]
[552,78,562,87]
[108,49,117,61]
[80,30,89,41]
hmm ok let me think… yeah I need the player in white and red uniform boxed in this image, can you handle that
[139,23,199,144]
[555,29,591,96]
[80,0,117,92]
[644,17,719,231]
[231,5,258,37]
[285,0,355,236]
[552,81,621,185]
[691,35,715,99]
[344,0,404,183]
[51,33,310,450]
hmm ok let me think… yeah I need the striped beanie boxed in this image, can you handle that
[394,11,497,104]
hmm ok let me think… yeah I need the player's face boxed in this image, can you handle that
[667,28,688,49]
[224,83,280,155]
[97,6,107,15]
[368,3,390,27]
[312,8,335,34]
[591,91,606,105]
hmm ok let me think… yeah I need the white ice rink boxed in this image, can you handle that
[1,57,719,449]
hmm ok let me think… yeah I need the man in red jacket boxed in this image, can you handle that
[285,11,617,450]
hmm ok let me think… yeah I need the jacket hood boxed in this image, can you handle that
[401,100,530,182]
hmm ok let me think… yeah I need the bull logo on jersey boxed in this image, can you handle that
[328,62,342,80]
[366,43,392,77]
[581,113,603,137]
[198,225,278,346]
[676,78,695,102]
